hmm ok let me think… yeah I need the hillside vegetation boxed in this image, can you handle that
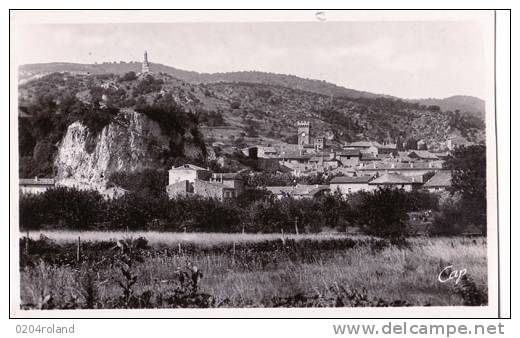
[18,70,485,177]
[20,62,486,115]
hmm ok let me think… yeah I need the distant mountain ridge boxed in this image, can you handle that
[411,96,485,119]
[19,62,387,99]
[19,61,485,117]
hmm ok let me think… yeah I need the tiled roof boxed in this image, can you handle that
[260,147,277,153]
[266,184,330,197]
[19,178,55,186]
[277,152,313,160]
[171,164,208,171]
[360,153,381,161]
[423,171,452,187]
[211,172,241,180]
[408,150,439,160]
[369,173,422,185]
[345,141,383,148]
[337,150,361,156]
[358,162,444,170]
[307,185,331,196]
[330,176,374,184]
[379,143,397,149]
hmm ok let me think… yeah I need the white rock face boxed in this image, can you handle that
[55,111,170,188]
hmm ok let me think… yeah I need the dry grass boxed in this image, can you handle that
[19,233,487,308]
[22,230,363,246]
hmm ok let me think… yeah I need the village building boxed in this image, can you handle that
[376,153,395,161]
[330,167,358,177]
[19,177,55,195]
[417,139,427,150]
[265,184,330,199]
[359,153,381,163]
[357,161,445,177]
[257,146,278,158]
[336,150,361,167]
[422,171,452,192]
[166,164,243,201]
[396,151,414,163]
[309,151,341,170]
[344,141,383,155]
[168,164,211,185]
[408,150,439,161]
[277,151,312,165]
[329,175,375,194]
[314,136,326,150]
[368,173,423,191]
[210,172,245,196]
[297,120,311,147]
[192,179,239,200]
[377,143,398,155]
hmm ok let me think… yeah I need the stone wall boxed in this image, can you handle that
[166,180,193,199]
[193,180,225,200]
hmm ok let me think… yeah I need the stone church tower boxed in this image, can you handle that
[297,121,311,146]
[142,51,150,73]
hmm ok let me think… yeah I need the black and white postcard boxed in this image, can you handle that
[9,10,509,319]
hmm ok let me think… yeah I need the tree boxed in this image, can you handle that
[120,71,137,82]
[355,188,410,239]
[19,187,107,230]
[108,169,168,198]
[444,145,487,234]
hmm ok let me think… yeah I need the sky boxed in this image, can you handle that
[15,21,491,99]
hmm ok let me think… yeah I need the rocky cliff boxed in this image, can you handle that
[55,110,172,189]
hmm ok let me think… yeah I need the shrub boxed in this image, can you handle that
[108,169,168,198]
[356,188,410,238]
[455,274,488,306]
[19,187,107,230]
[119,71,137,82]
[430,193,468,236]
[106,192,168,230]
[81,106,119,136]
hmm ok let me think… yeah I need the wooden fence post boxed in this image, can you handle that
[76,236,81,262]
[25,231,29,256]
[232,241,236,266]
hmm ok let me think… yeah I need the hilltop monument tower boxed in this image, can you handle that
[142,51,150,73]
[297,121,311,146]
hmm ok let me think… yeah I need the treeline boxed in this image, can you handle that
[20,186,441,238]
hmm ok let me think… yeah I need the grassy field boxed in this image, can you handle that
[21,230,361,246]
[19,232,488,309]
